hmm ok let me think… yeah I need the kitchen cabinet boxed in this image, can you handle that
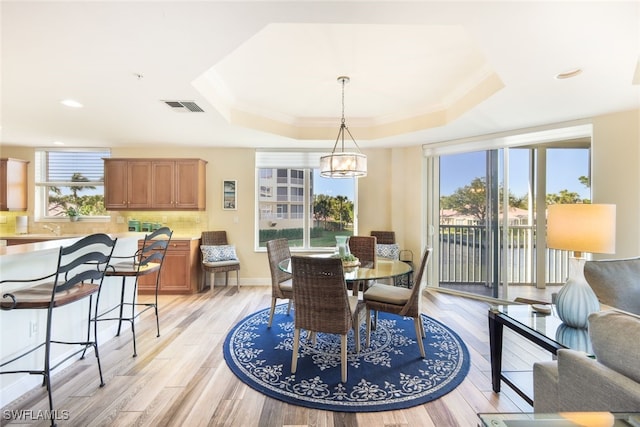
[137,238,201,294]
[0,158,29,211]
[104,159,152,210]
[104,158,206,211]
[151,159,207,209]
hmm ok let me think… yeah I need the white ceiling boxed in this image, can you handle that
[1,1,639,151]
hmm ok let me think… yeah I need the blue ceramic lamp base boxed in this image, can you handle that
[556,257,600,329]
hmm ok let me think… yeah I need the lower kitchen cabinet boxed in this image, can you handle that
[137,238,201,294]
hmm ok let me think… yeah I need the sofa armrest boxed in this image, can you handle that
[556,349,640,412]
[533,360,560,412]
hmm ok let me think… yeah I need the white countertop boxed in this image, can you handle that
[0,232,201,257]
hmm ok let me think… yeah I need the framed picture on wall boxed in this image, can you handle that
[223,180,237,210]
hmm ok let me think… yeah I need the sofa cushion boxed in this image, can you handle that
[584,257,640,315]
[588,310,640,383]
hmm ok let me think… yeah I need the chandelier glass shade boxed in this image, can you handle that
[320,76,367,179]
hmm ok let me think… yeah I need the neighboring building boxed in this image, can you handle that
[258,168,310,230]
[440,207,531,226]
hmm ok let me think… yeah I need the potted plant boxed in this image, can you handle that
[66,206,79,222]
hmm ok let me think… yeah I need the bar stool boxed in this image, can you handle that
[94,227,172,357]
[0,233,117,427]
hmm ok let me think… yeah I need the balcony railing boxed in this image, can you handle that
[439,224,569,286]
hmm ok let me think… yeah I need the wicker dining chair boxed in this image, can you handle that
[364,247,432,358]
[370,231,396,245]
[201,231,240,292]
[266,238,294,328]
[348,235,377,268]
[348,235,377,296]
[290,256,365,383]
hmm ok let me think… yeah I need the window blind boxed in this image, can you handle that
[255,151,325,169]
[36,149,110,183]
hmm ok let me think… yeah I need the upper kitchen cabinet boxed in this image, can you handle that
[152,159,207,210]
[104,159,152,210]
[0,158,29,211]
[104,158,206,211]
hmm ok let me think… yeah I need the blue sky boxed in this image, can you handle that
[313,147,590,202]
[313,170,355,199]
[440,148,590,199]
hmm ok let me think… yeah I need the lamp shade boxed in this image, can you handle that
[547,204,616,255]
[319,152,367,178]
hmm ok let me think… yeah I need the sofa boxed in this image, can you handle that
[533,310,640,412]
[584,257,640,316]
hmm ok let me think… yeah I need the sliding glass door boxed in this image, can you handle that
[436,143,590,301]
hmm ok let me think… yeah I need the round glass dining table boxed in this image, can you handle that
[278,256,412,284]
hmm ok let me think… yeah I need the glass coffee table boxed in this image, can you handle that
[488,304,594,405]
[478,412,640,427]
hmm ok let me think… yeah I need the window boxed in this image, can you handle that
[290,169,304,185]
[260,185,272,198]
[291,204,304,219]
[290,187,304,202]
[429,126,591,300]
[277,187,288,201]
[256,151,357,250]
[35,148,110,220]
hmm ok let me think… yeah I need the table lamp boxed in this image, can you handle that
[546,204,616,329]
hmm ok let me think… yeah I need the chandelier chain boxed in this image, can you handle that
[341,77,346,126]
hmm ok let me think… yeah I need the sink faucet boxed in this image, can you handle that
[43,224,61,236]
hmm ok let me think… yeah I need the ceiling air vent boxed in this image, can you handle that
[162,100,204,112]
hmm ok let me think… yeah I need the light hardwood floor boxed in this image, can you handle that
[1,285,557,427]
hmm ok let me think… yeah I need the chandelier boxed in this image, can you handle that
[319,76,367,178]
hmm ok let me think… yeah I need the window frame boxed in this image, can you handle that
[34,147,111,222]
[255,151,358,252]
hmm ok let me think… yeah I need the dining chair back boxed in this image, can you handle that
[348,235,377,268]
[364,247,433,358]
[201,231,240,291]
[290,256,364,382]
[266,238,294,328]
[370,231,396,244]
[347,235,377,295]
[0,233,117,423]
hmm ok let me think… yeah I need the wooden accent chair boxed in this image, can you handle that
[0,233,117,422]
[201,231,240,292]
[97,227,172,357]
[364,247,432,358]
[266,238,294,328]
[290,256,365,383]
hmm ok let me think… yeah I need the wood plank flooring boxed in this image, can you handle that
[1,285,558,427]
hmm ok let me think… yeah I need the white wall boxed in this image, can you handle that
[592,109,640,258]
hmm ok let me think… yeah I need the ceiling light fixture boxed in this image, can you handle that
[320,76,367,179]
[60,99,83,108]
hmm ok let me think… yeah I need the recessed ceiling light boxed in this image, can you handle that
[60,99,83,108]
[555,68,582,80]
[53,141,65,146]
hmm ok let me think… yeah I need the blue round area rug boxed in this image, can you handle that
[223,304,470,412]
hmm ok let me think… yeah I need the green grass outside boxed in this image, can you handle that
[281,229,352,249]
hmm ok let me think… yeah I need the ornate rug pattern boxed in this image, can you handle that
[223,304,470,412]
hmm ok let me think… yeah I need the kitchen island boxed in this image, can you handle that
[0,233,145,407]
